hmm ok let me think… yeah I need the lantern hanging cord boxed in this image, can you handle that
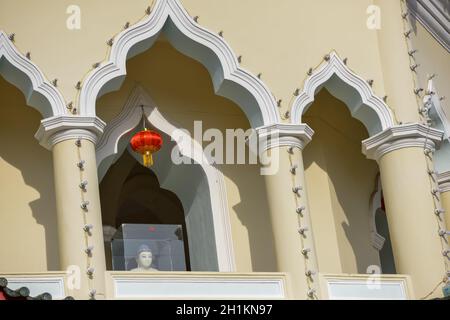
[141,105,147,130]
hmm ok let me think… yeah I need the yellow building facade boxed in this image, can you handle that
[0,0,449,300]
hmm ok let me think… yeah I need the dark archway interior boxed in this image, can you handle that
[100,151,191,271]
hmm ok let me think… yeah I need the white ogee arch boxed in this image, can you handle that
[291,52,395,136]
[79,0,279,128]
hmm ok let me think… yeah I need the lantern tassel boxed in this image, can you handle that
[143,151,153,167]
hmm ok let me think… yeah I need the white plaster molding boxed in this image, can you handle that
[438,171,450,193]
[291,52,395,136]
[106,272,288,299]
[0,31,66,117]
[35,115,106,150]
[96,85,236,272]
[320,273,411,300]
[79,0,279,128]
[362,123,444,161]
[407,0,450,53]
[256,123,315,152]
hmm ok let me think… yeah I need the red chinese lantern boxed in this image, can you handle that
[130,128,163,167]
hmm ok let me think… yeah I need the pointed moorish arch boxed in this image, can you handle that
[291,52,396,136]
[95,86,236,272]
[0,31,66,118]
[79,0,280,128]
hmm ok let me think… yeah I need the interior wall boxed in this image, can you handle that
[303,89,381,274]
[0,77,59,272]
[96,40,277,272]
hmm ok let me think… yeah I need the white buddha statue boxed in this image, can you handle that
[130,244,159,272]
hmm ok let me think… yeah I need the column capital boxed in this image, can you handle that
[256,123,315,152]
[438,171,450,193]
[362,123,444,161]
[35,115,106,150]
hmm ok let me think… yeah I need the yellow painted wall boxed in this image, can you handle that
[0,77,59,272]
[303,89,381,274]
[97,40,277,272]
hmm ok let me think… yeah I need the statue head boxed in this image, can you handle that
[135,244,153,269]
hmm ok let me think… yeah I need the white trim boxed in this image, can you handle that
[256,123,315,152]
[0,31,66,117]
[325,279,407,300]
[35,115,106,150]
[291,52,395,136]
[106,272,288,300]
[362,123,444,161]
[79,0,279,128]
[438,171,450,193]
[96,86,236,272]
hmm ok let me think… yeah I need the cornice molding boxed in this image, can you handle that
[291,51,395,136]
[362,123,444,161]
[438,171,450,193]
[256,123,315,152]
[35,115,106,150]
[407,0,450,52]
[79,0,279,128]
[0,31,66,117]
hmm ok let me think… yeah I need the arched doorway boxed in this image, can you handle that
[87,0,279,273]
[292,52,397,275]
[100,150,191,271]
[96,86,237,272]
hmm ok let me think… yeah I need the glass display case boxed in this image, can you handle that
[111,224,187,271]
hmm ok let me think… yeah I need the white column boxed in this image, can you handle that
[257,124,320,299]
[363,123,449,299]
[36,116,107,300]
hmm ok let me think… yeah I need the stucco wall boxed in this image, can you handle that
[0,77,59,272]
